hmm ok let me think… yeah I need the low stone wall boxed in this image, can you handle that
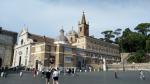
[107,63,150,71]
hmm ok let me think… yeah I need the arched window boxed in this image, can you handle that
[21,39,23,45]
[70,37,73,42]
[80,27,82,32]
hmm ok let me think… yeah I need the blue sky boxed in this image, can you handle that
[0,0,150,38]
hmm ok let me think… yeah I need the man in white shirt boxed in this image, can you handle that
[52,69,59,84]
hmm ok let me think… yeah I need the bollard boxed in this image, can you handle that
[85,70,87,72]
[80,70,82,72]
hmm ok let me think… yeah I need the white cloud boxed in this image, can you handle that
[0,0,150,38]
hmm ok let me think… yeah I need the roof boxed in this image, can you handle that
[55,29,69,44]
[28,33,54,43]
[56,34,68,42]
[67,29,78,37]
[81,12,86,24]
[0,27,18,36]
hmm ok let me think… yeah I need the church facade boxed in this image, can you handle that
[12,13,120,70]
[12,28,54,70]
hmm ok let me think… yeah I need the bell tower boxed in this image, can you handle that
[78,12,89,37]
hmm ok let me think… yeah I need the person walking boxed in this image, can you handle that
[52,69,59,84]
[36,70,39,76]
[45,70,51,84]
[41,70,45,78]
[140,70,145,80]
[71,68,75,76]
[114,71,118,79]
[19,71,23,77]
[1,71,4,78]
[33,69,37,77]
[3,71,7,78]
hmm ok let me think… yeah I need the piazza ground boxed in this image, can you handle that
[0,71,150,84]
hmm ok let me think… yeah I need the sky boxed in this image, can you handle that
[0,0,150,38]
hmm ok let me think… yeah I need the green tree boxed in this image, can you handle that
[114,28,122,44]
[114,28,122,37]
[145,39,150,52]
[127,50,145,63]
[101,30,115,43]
[121,28,145,52]
[134,23,150,36]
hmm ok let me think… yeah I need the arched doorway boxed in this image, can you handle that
[0,58,2,67]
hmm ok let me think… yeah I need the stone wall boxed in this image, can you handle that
[107,63,150,71]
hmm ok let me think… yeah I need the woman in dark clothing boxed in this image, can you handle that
[115,71,118,79]
[45,70,51,84]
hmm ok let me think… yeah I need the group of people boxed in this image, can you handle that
[42,68,60,84]
[65,68,75,76]
[0,71,7,78]
[139,70,145,80]
[17,67,59,84]
[0,67,8,78]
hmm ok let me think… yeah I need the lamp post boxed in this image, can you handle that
[121,37,125,72]
[123,58,125,72]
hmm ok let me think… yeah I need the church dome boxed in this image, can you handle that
[55,29,69,44]
[67,28,78,37]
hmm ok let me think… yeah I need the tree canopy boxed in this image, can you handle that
[134,23,150,36]
[101,23,150,63]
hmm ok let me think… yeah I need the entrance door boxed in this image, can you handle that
[0,58,2,67]
[35,60,38,70]
[19,56,21,66]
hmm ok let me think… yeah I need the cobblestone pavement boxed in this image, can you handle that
[0,71,150,84]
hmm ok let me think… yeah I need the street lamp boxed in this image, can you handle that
[120,37,125,71]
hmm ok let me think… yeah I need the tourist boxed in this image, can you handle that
[1,71,4,77]
[114,71,118,79]
[33,69,37,77]
[41,70,45,78]
[68,68,71,75]
[3,72,7,78]
[19,71,23,77]
[72,68,75,76]
[45,69,51,84]
[36,70,39,76]
[65,68,69,75]
[52,68,59,84]
[140,70,145,80]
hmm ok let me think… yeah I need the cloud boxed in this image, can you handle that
[0,0,150,38]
